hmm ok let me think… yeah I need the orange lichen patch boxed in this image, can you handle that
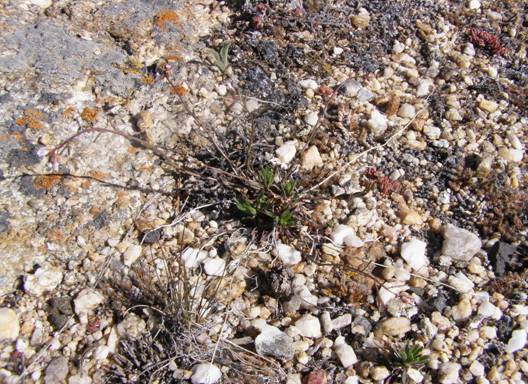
[171,84,188,96]
[62,106,76,119]
[16,109,46,130]
[89,206,101,216]
[80,179,92,189]
[154,9,180,31]
[141,74,156,85]
[88,170,109,180]
[33,175,61,190]
[114,191,130,209]
[81,107,98,123]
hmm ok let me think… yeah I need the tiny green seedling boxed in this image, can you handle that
[282,179,296,197]
[206,43,231,73]
[391,343,428,368]
[259,167,275,189]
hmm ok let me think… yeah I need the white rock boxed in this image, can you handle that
[378,281,409,306]
[321,312,333,334]
[398,103,416,119]
[469,361,485,377]
[287,374,302,384]
[439,362,461,384]
[344,377,359,384]
[333,47,344,56]
[376,317,411,337]
[442,224,482,262]
[94,345,110,361]
[123,244,142,267]
[464,43,476,56]
[357,88,374,102]
[368,109,388,137]
[393,41,405,54]
[400,238,428,271]
[406,368,424,382]
[275,243,302,265]
[301,146,323,171]
[478,301,502,320]
[0,308,19,340]
[505,329,527,354]
[203,257,226,276]
[451,298,472,321]
[28,0,52,8]
[245,99,260,113]
[118,315,147,339]
[216,84,227,96]
[498,147,524,163]
[255,325,293,360]
[331,225,364,247]
[68,375,92,384]
[295,314,322,338]
[468,0,481,10]
[191,363,222,384]
[74,289,104,317]
[181,248,208,268]
[334,336,357,368]
[299,79,318,90]
[341,79,361,97]
[304,111,319,126]
[448,272,474,293]
[276,141,297,164]
[416,79,433,97]
[370,366,390,381]
[424,125,441,140]
[24,267,63,296]
[332,314,352,330]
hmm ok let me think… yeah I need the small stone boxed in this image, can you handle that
[341,79,361,97]
[191,363,222,384]
[368,109,388,137]
[402,210,423,225]
[203,257,226,276]
[398,103,416,118]
[370,366,390,381]
[25,267,63,296]
[488,241,517,276]
[28,0,52,8]
[276,141,297,165]
[45,356,69,384]
[439,362,460,384]
[333,47,344,56]
[331,225,364,247]
[216,84,227,96]
[295,314,322,338]
[299,79,318,90]
[469,361,485,377]
[181,248,208,268]
[442,224,482,262]
[376,317,411,338]
[255,325,293,360]
[351,8,370,29]
[423,125,441,140]
[245,99,260,113]
[117,313,146,339]
[332,314,352,330]
[406,368,424,382]
[478,99,498,113]
[321,312,333,334]
[448,272,474,293]
[304,111,319,126]
[275,243,302,266]
[416,79,433,97]
[301,146,323,171]
[400,238,428,271]
[357,88,374,102]
[74,289,104,317]
[94,345,110,361]
[68,375,92,384]
[334,336,357,368]
[123,244,142,267]
[304,369,327,384]
[0,308,19,340]
[478,301,502,320]
[468,0,481,10]
[498,147,523,163]
[451,297,472,321]
[505,329,527,354]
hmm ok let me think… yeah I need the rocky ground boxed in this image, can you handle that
[0,0,527,383]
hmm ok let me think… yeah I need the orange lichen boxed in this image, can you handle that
[171,84,188,96]
[33,175,61,190]
[154,9,180,31]
[141,74,156,85]
[16,109,46,130]
[88,170,108,180]
[62,106,76,119]
[81,107,98,123]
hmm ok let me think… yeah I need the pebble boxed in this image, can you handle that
[376,317,411,338]
[331,225,364,247]
[276,141,297,164]
[245,99,260,113]
[469,0,481,10]
[341,79,361,97]
[351,8,370,29]
[368,109,388,137]
[28,0,52,8]
[332,314,352,330]
[478,301,502,320]
[73,288,104,318]
[416,79,433,97]
[478,99,498,113]
[24,267,63,296]
[406,368,424,382]
[400,237,428,271]
[216,84,227,96]
[451,297,472,321]
[123,244,142,267]
[439,362,461,384]
[469,361,485,377]
[299,79,318,90]
[334,336,357,368]
[191,363,222,384]
[448,272,474,293]
[181,248,208,269]
[441,224,482,262]
[505,329,527,353]
[255,325,293,360]
[117,313,146,339]
[398,103,416,118]
[203,257,226,276]
[301,145,323,171]
[370,366,390,381]
[498,147,523,163]
[304,111,319,126]
[357,88,374,102]
[0,308,19,340]
[68,375,92,384]
[45,356,69,384]
[294,314,322,338]
[275,243,302,266]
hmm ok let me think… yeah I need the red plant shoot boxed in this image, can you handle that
[468,28,506,56]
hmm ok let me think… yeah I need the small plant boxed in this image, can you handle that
[206,42,231,73]
[391,342,428,368]
[235,167,298,229]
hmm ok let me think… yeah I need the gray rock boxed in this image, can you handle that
[45,356,69,384]
[255,326,293,360]
[441,224,482,262]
